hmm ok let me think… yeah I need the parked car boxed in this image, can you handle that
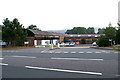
[60,43,65,46]
[0,42,6,47]
[65,42,70,46]
[92,42,97,46]
[76,42,81,45]
[69,42,75,46]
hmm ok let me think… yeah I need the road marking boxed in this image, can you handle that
[104,52,109,53]
[64,52,68,53]
[0,58,4,60]
[114,52,118,54]
[116,75,120,77]
[0,63,8,66]
[86,52,92,53]
[78,52,84,53]
[41,51,45,53]
[49,51,54,53]
[55,52,61,53]
[11,56,36,58]
[41,49,49,53]
[25,66,102,75]
[51,58,103,61]
[95,52,101,53]
[71,52,76,53]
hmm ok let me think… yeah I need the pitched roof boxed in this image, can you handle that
[28,29,66,36]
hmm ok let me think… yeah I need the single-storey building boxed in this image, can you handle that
[64,34,105,44]
[24,29,105,46]
[24,29,65,46]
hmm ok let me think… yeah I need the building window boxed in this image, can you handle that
[76,39,81,42]
[68,39,72,42]
[86,39,92,43]
[28,40,32,44]
[37,40,41,45]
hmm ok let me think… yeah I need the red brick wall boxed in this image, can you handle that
[24,37,35,46]
[59,36,64,43]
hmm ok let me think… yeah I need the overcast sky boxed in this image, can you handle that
[0,0,119,30]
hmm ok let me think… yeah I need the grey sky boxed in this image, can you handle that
[0,0,119,30]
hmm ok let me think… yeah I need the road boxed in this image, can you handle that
[1,47,119,78]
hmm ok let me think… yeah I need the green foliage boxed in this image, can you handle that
[104,27,116,40]
[86,27,95,34]
[63,38,68,43]
[65,27,87,34]
[66,27,95,34]
[2,18,27,46]
[27,24,40,30]
[96,36,109,47]
[97,28,105,34]
[81,39,86,44]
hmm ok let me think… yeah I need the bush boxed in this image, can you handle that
[96,36,109,47]
[81,39,86,44]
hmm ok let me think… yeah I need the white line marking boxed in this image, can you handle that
[86,52,92,53]
[95,52,101,53]
[41,51,45,53]
[0,58,4,60]
[55,52,61,53]
[64,52,68,53]
[51,58,103,61]
[78,52,84,53]
[41,49,49,53]
[0,63,8,66]
[49,51,54,53]
[11,56,36,58]
[71,52,76,53]
[114,52,118,54]
[25,66,102,75]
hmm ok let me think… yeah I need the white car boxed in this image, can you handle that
[92,42,97,46]
[69,42,75,46]
[60,43,65,46]
[65,42,70,46]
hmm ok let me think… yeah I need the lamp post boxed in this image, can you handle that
[109,39,112,46]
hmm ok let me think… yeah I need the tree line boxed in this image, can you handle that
[65,27,95,34]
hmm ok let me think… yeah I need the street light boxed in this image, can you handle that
[109,39,112,46]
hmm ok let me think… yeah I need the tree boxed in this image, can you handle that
[97,28,105,34]
[2,18,27,46]
[27,24,40,30]
[65,27,86,34]
[96,36,109,47]
[86,27,95,34]
[81,39,86,44]
[2,18,14,44]
[104,24,116,40]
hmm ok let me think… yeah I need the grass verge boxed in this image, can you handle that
[2,46,34,50]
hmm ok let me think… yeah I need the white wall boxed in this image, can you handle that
[34,40,37,46]
[41,40,50,45]
[53,40,58,45]
[34,40,59,46]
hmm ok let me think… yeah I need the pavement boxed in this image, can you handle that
[1,47,120,78]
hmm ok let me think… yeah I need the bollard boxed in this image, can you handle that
[57,43,60,49]
[50,44,53,50]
